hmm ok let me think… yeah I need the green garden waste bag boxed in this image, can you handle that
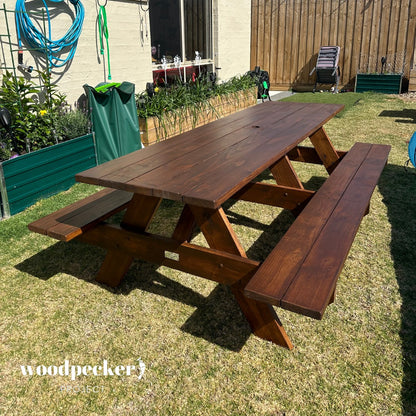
[83,82,142,164]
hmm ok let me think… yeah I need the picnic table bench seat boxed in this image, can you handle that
[28,189,132,242]
[244,142,390,320]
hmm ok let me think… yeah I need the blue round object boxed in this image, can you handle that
[409,131,416,168]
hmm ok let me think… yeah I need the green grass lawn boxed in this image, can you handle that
[1,92,416,415]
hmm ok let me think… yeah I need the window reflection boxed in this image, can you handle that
[149,0,212,64]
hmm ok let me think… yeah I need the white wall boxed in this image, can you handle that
[213,0,252,82]
[61,0,154,106]
[0,0,153,107]
[0,0,251,106]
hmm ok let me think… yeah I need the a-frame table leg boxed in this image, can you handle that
[270,155,304,189]
[190,205,294,349]
[309,127,340,173]
[270,154,308,216]
[94,194,162,287]
[172,204,196,243]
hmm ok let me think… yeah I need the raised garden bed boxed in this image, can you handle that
[139,87,257,146]
[0,134,97,219]
[355,73,403,94]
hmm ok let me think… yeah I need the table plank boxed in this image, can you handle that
[182,103,343,207]
[76,102,343,208]
[129,103,342,207]
[28,189,132,242]
[124,102,315,205]
[77,102,283,185]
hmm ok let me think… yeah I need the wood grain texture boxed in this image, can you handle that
[309,127,340,173]
[94,251,134,288]
[190,203,293,349]
[287,146,348,164]
[78,223,260,287]
[76,102,343,209]
[96,193,162,287]
[190,205,246,257]
[232,182,314,211]
[244,142,390,319]
[270,155,304,189]
[121,193,161,232]
[28,189,132,242]
[172,204,196,243]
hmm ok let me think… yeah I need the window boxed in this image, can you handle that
[149,0,212,64]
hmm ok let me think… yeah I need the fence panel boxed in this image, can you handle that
[251,0,416,91]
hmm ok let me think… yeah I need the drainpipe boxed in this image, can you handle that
[212,0,221,79]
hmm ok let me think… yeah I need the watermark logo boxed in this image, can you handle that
[19,358,145,381]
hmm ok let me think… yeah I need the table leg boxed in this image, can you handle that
[270,154,310,216]
[121,194,162,231]
[172,204,196,243]
[190,205,294,349]
[95,252,134,287]
[309,127,340,173]
[189,206,246,256]
[329,288,336,305]
[94,194,161,287]
[270,155,304,189]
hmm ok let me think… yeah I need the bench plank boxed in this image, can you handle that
[244,142,390,319]
[244,143,374,304]
[28,189,132,242]
[282,143,390,318]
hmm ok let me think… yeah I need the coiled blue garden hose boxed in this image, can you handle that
[15,0,85,68]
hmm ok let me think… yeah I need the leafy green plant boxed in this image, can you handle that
[136,73,256,119]
[0,70,88,161]
[55,110,89,140]
[136,73,256,141]
[0,140,12,161]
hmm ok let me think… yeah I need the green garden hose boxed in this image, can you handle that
[98,2,111,80]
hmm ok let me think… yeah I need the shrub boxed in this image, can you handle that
[136,73,256,119]
[56,110,89,140]
[0,70,88,161]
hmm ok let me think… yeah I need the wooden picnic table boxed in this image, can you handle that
[29,101,391,350]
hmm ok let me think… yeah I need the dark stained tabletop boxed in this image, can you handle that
[76,101,344,208]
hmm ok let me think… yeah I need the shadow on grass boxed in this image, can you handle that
[378,109,416,124]
[16,241,252,351]
[16,174,324,352]
[378,164,416,416]
[16,199,299,353]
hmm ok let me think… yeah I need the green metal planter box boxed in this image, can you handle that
[0,134,97,219]
[355,73,402,94]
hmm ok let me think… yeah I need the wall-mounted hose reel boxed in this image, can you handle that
[15,0,85,69]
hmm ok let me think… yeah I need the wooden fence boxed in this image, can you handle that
[251,0,416,91]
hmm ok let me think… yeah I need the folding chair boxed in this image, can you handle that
[310,46,341,93]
